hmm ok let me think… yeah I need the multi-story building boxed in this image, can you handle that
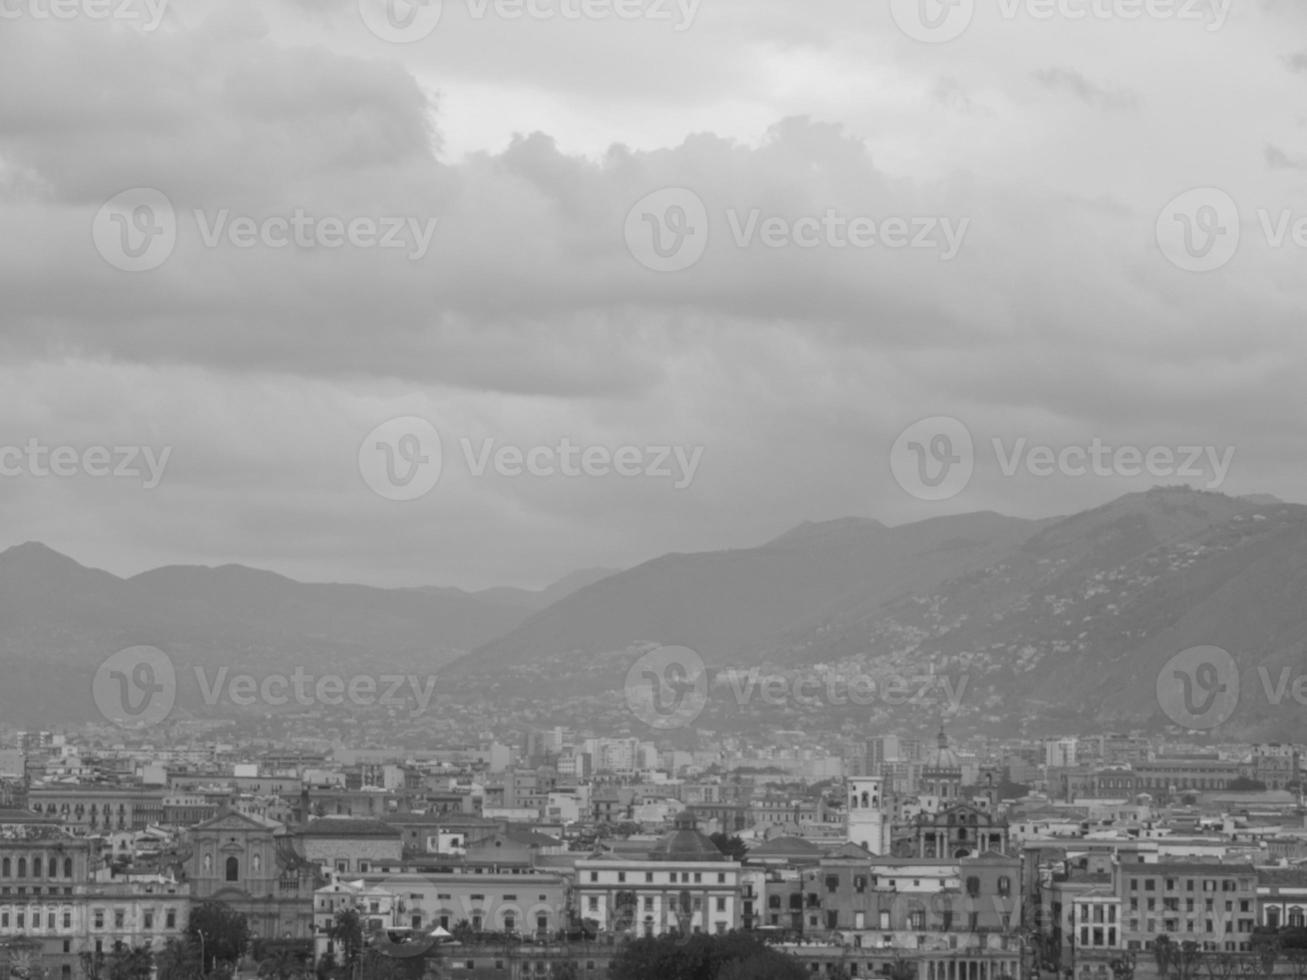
[1046,739,1079,770]
[0,826,96,980]
[782,851,1023,980]
[313,878,400,960]
[575,812,740,937]
[186,809,319,940]
[1130,759,1245,796]
[82,874,189,956]
[298,818,403,875]
[27,785,166,832]
[1118,862,1258,953]
[355,870,569,938]
[1252,744,1301,790]
[1256,867,1307,930]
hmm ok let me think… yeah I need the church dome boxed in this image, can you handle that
[650,811,728,862]
[924,726,961,773]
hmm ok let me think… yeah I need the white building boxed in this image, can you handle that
[846,777,887,855]
[574,812,741,937]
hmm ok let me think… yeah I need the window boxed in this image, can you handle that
[225,857,239,882]
[966,877,981,898]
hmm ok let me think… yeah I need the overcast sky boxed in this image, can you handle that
[1,0,1305,590]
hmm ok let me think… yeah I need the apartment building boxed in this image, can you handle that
[1118,862,1258,952]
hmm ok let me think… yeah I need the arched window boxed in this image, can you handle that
[1,858,9,877]
[64,858,73,878]
[32,857,42,878]
[17,858,26,877]
[225,857,239,882]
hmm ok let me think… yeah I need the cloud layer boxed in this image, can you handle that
[0,0,1304,588]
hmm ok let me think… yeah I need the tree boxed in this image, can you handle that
[80,943,153,980]
[187,901,251,974]
[326,909,364,973]
[715,955,807,980]
[1155,936,1176,979]
[155,938,202,980]
[607,933,805,980]
[708,834,748,862]
[1109,951,1137,980]
[1228,779,1268,792]
[887,956,918,980]
[8,948,45,980]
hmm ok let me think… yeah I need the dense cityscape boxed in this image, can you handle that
[4,0,1305,978]
[1,718,1305,980]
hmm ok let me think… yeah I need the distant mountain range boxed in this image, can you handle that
[5,487,1307,737]
[438,487,1307,739]
[0,545,606,726]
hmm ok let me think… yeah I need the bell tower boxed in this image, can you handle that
[846,776,886,854]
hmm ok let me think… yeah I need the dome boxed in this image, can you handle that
[924,726,962,773]
[650,811,728,862]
